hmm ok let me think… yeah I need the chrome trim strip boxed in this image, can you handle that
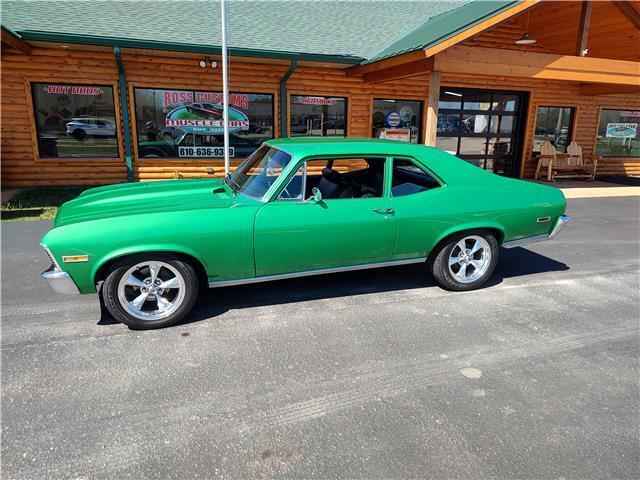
[503,215,570,248]
[502,234,549,249]
[208,257,425,288]
[42,265,80,295]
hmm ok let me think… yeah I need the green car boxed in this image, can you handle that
[41,138,569,329]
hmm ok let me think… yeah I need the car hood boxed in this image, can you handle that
[53,178,251,228]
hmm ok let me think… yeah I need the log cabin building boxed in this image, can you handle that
[1,0,639,188]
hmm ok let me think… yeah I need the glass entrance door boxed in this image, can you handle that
[436,88,527,176]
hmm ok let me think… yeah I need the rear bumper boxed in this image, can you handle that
[42,264,80,295]
[503,215,570,249]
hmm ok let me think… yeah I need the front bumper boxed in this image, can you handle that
[42,264,80,295]
[503,215,570,249]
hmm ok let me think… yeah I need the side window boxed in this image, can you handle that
[277,157,386,201]
[308,157,385,200]
[391,158,440,197]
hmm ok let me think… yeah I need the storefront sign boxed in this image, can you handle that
[606,123,638,138]
[165,105,249,135]
[294,96,337,105]
[162,91,249,109]
[379,128,411,142]
[385,111,401,128]
[43,85,104,95]
[621,111,640,118]
[178,146,234,158]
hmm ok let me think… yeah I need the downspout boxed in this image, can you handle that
[114,47,134,182]
[279,58,297,138]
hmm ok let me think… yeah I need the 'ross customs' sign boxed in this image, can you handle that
[163,91,250,135]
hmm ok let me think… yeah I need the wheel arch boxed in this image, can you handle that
[428,223,505,258]
[93,246,209,288]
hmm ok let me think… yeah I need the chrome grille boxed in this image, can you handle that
[40,244,60,270]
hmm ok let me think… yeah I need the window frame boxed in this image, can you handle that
[130,85,276,162]
[287,93,349,138]
[595,107,640,158]
[270,154,390,202]
[371,98,424,144]
[28,80,122,161]
[532,105,576,154]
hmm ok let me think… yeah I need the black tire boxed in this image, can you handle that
[102,254,199,329]
[72,129,87,140]
[429,230,499,291]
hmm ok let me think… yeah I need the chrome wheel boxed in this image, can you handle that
[116,261,186,321]
[448,235,492,284]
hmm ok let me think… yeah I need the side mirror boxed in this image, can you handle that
[305,187,322,203]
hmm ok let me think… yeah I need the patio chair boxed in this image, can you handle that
[535,140,599,182]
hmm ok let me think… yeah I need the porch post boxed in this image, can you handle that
[425,70,441,147]
[576,1,592,56]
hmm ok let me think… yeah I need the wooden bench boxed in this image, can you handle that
[534,141,599,182]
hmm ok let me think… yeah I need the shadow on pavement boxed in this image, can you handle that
[95,247,568,328]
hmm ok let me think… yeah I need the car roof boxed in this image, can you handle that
[265,137,441,157]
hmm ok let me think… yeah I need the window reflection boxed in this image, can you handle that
[533,106,574,153]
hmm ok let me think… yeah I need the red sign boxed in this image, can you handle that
[295,96,337,105]
[161,90,249,109]
[44,85,104,95]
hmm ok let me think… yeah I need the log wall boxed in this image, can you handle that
[1,43,639,188]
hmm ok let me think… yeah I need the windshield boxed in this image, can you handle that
[228,145,293,200]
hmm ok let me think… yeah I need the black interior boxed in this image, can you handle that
[306,158,386,199]
[280,157,440,201]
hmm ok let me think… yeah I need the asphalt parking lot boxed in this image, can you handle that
[2,195,639,479]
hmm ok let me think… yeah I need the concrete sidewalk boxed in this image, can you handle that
[530,179,640,199]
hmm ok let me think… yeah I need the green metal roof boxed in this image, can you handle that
[364,0,522,63]
[1,0,469,62]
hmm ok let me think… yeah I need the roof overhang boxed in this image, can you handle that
[13,30,365,65]
[437,46,640,87]
[348,0,540,76]
[1,25,31,54]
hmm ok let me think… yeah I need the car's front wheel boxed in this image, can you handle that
[102,254,199,329]
[429,231,499,291]
[72,129,87,140]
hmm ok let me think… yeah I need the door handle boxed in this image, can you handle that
[373,207,394,215]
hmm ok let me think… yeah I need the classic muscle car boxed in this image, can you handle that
[40,138,569,329]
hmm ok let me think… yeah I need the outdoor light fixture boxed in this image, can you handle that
[515,11,537,45]
[199,57,218,69]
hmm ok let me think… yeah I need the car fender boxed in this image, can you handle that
[429,221,506,254]
[91,243,209,285]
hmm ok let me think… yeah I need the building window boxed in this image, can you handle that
[31,83,118,158]
[596,109,640,157]
[133,88,274,159]
[533,106,575,153]
[290,95,346,137]
[372,99,422,143]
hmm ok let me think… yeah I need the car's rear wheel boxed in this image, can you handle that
[429,231,498,291]
[102,254,199,329]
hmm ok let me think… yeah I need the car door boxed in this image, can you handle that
[388,156,451,260]
[253,156,397,276]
